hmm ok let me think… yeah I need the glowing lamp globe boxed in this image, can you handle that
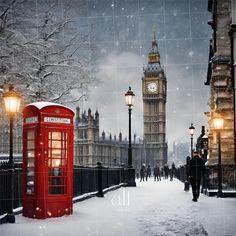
[213,117,224,130]
[3,86,21,115]
[125,86,135,107]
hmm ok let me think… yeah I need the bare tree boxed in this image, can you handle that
[0,0,97,104]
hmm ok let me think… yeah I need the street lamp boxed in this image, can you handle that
[3,85,21,223]
[189,123,195,158]
[213,117,224,198]
[125,86,136,187]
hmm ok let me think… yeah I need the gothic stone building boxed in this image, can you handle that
[74,108,146,170]
[205,0,236,190]
[206,0,235,166]
[142,35,168,166]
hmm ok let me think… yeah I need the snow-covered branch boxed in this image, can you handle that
[43,20,76,41]
[0,0,98,104]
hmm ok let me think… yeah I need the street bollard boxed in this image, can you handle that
[184,156,191,191]
[96,162,104,197]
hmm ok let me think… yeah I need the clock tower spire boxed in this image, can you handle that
[142,34,168,165]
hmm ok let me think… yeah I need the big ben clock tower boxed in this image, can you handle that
[142,34,168,165]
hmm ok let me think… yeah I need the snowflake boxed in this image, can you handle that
[101,48,107,54]
[188,51,194,56]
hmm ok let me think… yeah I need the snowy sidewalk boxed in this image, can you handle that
[1,178,236,236]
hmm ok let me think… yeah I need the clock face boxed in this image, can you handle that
[147,82,157,92]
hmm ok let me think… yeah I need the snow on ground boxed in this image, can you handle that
[1,178,236,236]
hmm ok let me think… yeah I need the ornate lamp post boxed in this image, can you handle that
[184,123,195,191]
[3,85,21,223]
[125,86,136,187]
[213,117,224,198]
[189,123,195,158]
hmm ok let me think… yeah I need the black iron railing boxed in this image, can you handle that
[0,162,129,222]
[175,164,236,194]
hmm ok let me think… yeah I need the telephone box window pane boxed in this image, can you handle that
[27,141,35,149]
[27,151,34,158]
[52,140,61,149]
[27,131,35,140]
[26,130,35,194]
[51,158,61,167]
[52,149,61,157]
[27,159,34,168]
[52,132,61,140]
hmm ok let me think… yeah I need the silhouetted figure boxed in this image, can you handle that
[153,164,161,181]
[161,167,164,178]
[188,150,205,202]
[146,164,151,180]
[140,164,146,182]
[164,165,169,179]
[170,162,176,181]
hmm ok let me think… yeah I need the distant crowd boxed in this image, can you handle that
[137,162,176,182]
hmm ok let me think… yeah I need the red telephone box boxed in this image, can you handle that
[22,102,74,219]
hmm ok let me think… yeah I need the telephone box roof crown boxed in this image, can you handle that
[25,101,74,113]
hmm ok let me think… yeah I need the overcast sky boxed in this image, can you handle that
[4,0,211,151]
[76,0,211,150]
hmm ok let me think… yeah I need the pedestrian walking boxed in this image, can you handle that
[164,164,169,179]
[170,162,176,181]
[188,150,205,202]
[153,164,161,181]
[140,163,146,182]
[146,164,151,180]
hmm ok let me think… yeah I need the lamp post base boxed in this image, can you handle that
[126,167,136,187]
[217,190,223,198]
[7,213,15,223]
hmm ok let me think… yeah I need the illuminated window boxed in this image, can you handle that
[48,131,68,195]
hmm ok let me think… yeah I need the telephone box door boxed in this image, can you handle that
[46,130,68,195]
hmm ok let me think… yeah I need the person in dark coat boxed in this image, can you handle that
[146,164,151,181]
[153,164,161,181]
[140,164,146,182]
[164,165,169,179]
[188,150,205,202]
[170,162,175,181]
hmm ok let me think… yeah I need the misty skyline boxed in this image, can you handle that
[0,0,211,151]
[78,0,211,151]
